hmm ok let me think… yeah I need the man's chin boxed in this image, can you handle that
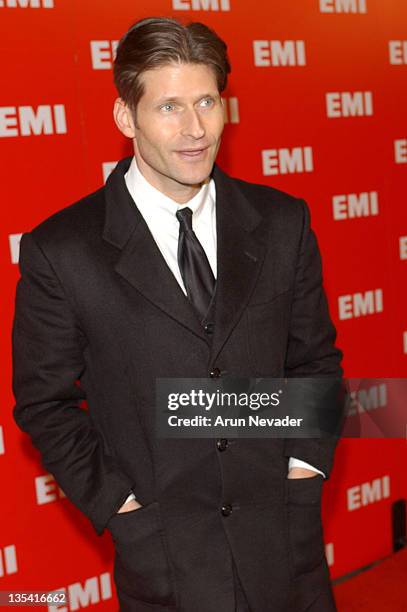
[174,163,215,188]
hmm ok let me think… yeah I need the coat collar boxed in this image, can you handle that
[102,157,267,357]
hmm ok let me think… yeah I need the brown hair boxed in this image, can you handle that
[113,17,231,118]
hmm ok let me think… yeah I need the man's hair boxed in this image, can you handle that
[113,17,231,118]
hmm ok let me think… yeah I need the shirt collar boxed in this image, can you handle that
[125,156,213,224]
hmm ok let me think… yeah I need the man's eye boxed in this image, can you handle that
[200,98,214,108]
[161,103,175,112]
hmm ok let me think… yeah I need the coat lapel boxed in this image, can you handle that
[102,158,267,355]
[209,165,267,364]
[102,157,208,343]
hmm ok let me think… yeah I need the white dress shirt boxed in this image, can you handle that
[121,156,324,505]
[125,155,217,288]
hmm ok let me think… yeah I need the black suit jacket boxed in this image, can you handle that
[12,157,342,612]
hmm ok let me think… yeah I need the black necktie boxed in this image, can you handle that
[176,207,215,322]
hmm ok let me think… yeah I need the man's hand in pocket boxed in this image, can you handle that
[117,498,143,513]
[288,467,319,479]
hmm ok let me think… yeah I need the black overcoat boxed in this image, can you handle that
[12,157,343,611]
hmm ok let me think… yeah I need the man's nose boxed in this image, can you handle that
[181,108,205,139]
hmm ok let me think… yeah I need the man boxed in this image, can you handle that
[12,17,342,612]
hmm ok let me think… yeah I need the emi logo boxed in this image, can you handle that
[90,40,118,70]
[262,147,313,176]
[389,41,407,64]
[253,40,306,67]
[102,161,118,183]
[9,233,22,263]
[172,0,230,10]
[54,573,112,610]
[222,97,239,124]
[348,383,387,416]
[399,236,407,261]
[0,105,67,137]
[348,476,390,511]
[325,543,334,567]
[320,0,367,13]
[35,474,66,505]
[394,139,407,164]
[326,92,373,118]
[338,288,383,320]
[0,0,54,7]
[333,191,378,220]
[0,545,17,577]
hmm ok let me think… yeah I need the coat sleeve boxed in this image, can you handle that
[283,199,344,479]
[12,232,134,535]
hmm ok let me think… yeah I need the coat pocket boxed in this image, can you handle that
[107,501,176,605]
[285,476,325,578]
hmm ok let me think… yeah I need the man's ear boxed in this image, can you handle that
[113,98,136,138]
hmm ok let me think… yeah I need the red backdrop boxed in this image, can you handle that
[1,0,406,609]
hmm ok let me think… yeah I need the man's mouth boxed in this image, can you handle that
[176,146,209,158]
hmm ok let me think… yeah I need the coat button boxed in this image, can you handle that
[210,367,221,378]
[221,504,233,517]
[216,438,228,452]
[204,322,214,335]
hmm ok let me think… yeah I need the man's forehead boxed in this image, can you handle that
[139,62,219,100]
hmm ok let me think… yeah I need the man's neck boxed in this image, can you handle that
[134,156,205,205]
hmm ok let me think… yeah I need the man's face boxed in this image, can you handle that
[129,62,225,200]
